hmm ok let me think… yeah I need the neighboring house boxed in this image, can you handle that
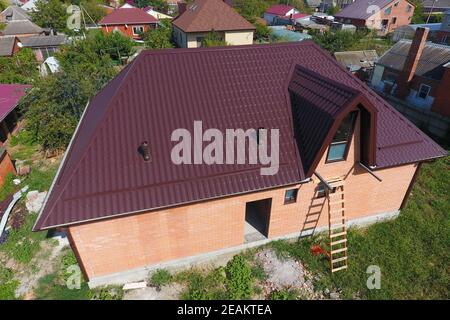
[263,4,300,25]
[19,34,66,62]
[172,0,255,48]
[33,42,446,285]
[98,7,159,40]
[334,0,415,35]
[321,0,356,11]
[392,22,441,41]
[434,9,450,44]
[422,0,450,14]
[0,35,21,56]
[0,20,45,37]
[334,50,379,81]
[371,27,450,117]
[0,84,31,147]
[268,26,312,41]
[1,5,30,21]
[306,0,322,9]
[144,6,173,20]
[21,0,39,12]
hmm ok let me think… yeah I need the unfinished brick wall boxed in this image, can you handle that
[69,113,418,280]
[0,149,16,188]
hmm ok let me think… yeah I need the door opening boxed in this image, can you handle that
[244,198,272,243]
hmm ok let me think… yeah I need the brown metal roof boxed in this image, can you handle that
[172,0,255,33]
[377,40,450,80]
[34,41,446,230]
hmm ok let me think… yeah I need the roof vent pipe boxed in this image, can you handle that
[138,141,151,162]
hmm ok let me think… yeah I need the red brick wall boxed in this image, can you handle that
[0,150,16,188]
[431,67,450,117]
[68,113,418,280]
[101,24,154,40]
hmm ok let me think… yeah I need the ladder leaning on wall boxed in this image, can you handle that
[326,180,348,273]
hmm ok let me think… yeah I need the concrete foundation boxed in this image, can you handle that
[88,209,400,288]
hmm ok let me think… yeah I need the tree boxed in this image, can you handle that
[134,0,169,12]
[410,0,425,24]
[0,49,39,84]
[310,29,361,53]
[80,0,108,24]
[20,31,119,151]
[326,5,340,16]
[89,30,136,63]
[254,22,271,42]
[31,0,69,32]
[0,0,8,11]
[144,19,174,49]
[202,31,227,47]
[233,0,271,23]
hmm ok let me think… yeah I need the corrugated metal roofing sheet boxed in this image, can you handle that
[0,84,31,122]
[34,41,447,230]
[377,40,450,79]
[0,36,16,56]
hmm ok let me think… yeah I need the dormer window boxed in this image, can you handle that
[326,112,357,162]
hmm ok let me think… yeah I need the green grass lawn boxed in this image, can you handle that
[271,156,450,299]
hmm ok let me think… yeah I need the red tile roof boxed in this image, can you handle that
[98,8,158,25]
[0,84,31,122]
[265,4,295,16]
[172,0,255,32]
[34,42,446,230]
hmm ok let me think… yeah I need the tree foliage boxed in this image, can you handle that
[134,0,169,12]
[31,0,69,32]
[20,31,121,151]
[0,49,39,84]
[310,29,371,53]
[202,31,227,47]
[144,19,174,49]
[410,0,425,24]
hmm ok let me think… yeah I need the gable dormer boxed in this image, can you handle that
[288,65,377,177]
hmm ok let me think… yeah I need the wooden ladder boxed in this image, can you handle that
[327,180,348,273]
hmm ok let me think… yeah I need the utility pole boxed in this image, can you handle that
[426,0,438,24]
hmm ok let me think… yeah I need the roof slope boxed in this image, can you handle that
[377,40,450,79]
[99,8,158,25]
[1,20,44,36]
[19,35,67,47]
[172,0,255,32]
[0,84,31,122]
[34,42,446,230]
[265,4,295,15]
[334,50,379,69]
[0,36,16,56]
[335,0,393,20]
[1,5,30,21]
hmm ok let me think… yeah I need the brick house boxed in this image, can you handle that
[371,27,450,118]
[172,0,255,48]
[334,0,415,35]
[33,42,446,286]
[98,7,159,40]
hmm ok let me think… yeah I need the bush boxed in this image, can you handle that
[225,255,253,299]
[269,289,299,300]
[0,266,19,300]
[149,269,173,288]
[89,286,123,300]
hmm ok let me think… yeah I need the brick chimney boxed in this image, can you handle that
[431,62,450,117]
[178,1,187,15]
[396,27,429,99]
